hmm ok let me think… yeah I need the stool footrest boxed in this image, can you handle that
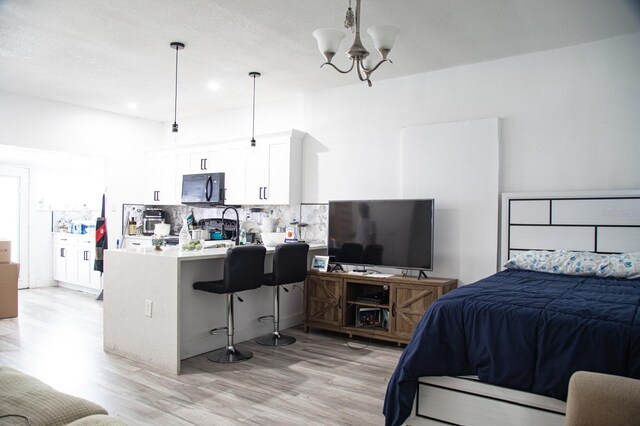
[257,315,274,323]
[209,326,228,335]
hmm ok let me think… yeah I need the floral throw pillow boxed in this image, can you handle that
[505,250,640,279]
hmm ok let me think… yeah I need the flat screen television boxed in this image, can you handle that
[328,199,434,271]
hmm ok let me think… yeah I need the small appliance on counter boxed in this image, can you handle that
[142,209,167,236]
[181,173,225,206]
[284,222,308,243]
[198,217,238,241]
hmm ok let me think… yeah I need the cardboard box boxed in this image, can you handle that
[0,263,19,319]
[0,240,10,264]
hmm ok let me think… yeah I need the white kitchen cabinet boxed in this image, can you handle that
[144,152,180,204]
[206,145,246,205]
[244,131,303,205]
[53,234,101,291]
[147,129,304,207]
[188,151,210,173]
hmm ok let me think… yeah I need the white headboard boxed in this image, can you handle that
[500,190,640,266]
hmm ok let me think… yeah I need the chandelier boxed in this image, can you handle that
[312,0,399,87]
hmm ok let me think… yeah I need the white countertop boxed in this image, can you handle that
[109,243,327,261]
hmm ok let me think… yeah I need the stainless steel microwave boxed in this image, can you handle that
[181,173,225,206]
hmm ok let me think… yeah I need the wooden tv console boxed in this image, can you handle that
[303,271,457,345]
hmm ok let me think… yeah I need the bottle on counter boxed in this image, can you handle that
[179,218,191,250]
[128,217,137,236]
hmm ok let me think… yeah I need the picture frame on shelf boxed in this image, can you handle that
[311,255,330,272]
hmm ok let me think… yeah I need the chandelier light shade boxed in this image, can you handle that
[249,71,261,147]
[170,41,185,133]
[312,0,399,87]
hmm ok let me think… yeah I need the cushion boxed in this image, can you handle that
[505,250,640,279]
[0,366,108,426]
[67,414,129,425]
[566,371,640,426]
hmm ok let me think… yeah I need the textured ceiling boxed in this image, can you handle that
[0,0,638,122]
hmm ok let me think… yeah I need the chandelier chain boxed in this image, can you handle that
[344,0,355,31]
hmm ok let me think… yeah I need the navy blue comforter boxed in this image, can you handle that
[383,269,640,426]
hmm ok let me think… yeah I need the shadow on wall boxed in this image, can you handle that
[434,208,461,284]
[302,134,330,202]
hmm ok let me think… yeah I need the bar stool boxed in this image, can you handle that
[256,243,309,346]
[193,245,266,363]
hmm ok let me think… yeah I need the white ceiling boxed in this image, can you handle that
[0,0,638,122]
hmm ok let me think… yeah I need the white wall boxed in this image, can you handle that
[0,92,163,286]
[159,95,305,147]
[301,32,640,202]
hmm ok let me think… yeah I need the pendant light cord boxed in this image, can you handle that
[251,73,256,142]
[174,46,179,126]
[249,72,260,146]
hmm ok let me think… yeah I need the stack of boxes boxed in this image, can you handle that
[0,239,19,319]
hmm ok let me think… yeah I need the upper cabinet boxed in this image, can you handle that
[145,129,304,206]
[144,152,181,205]
[244,133,302,205]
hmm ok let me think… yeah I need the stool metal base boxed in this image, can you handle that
[206,345,253,363]
[255,331,296,347]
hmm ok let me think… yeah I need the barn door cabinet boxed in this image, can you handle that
[304,271,457,345]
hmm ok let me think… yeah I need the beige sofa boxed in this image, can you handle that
[0,366,127,426]
[565,371,640,426]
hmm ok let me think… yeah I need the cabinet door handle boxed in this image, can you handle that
[203,158,207,170]
[392,302,396,317]
[61,248,65,257]
[258,187,263,200]
[157,190,160,201]
[337,295,342,309]
[264,186,268,200]
[132,242,141,246]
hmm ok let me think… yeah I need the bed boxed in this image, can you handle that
[384,191,640,426]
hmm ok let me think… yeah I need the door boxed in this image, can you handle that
[304,275,343,328]
[0,166,29,289]
[392,284,438,340]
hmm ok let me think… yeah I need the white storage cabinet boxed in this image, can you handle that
[53,234,101,291]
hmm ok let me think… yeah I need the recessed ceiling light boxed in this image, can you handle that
[127,102,138,110]
[207,81,221,91]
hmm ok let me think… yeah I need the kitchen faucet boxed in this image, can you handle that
[222,206,240,246]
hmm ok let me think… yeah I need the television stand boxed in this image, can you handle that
[303,270,457,345]
[418,270,428,280]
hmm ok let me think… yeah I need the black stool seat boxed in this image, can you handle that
[193,245,266,363]
[256,243,309,347]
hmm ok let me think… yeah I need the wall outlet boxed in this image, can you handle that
[145,299,153,318]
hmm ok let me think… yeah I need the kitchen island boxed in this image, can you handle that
[103,244,326,374]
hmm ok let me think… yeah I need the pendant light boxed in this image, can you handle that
[170,42,185,133]
[249,72,261,147]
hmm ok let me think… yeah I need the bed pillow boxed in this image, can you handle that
[598,252,640,279]
[505,250,640,279]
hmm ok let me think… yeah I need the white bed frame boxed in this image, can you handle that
[404,190,640,426]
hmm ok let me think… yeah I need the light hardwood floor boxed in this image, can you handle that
[0,287,403,425]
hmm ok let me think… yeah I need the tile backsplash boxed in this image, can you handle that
[120,203,328,244]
